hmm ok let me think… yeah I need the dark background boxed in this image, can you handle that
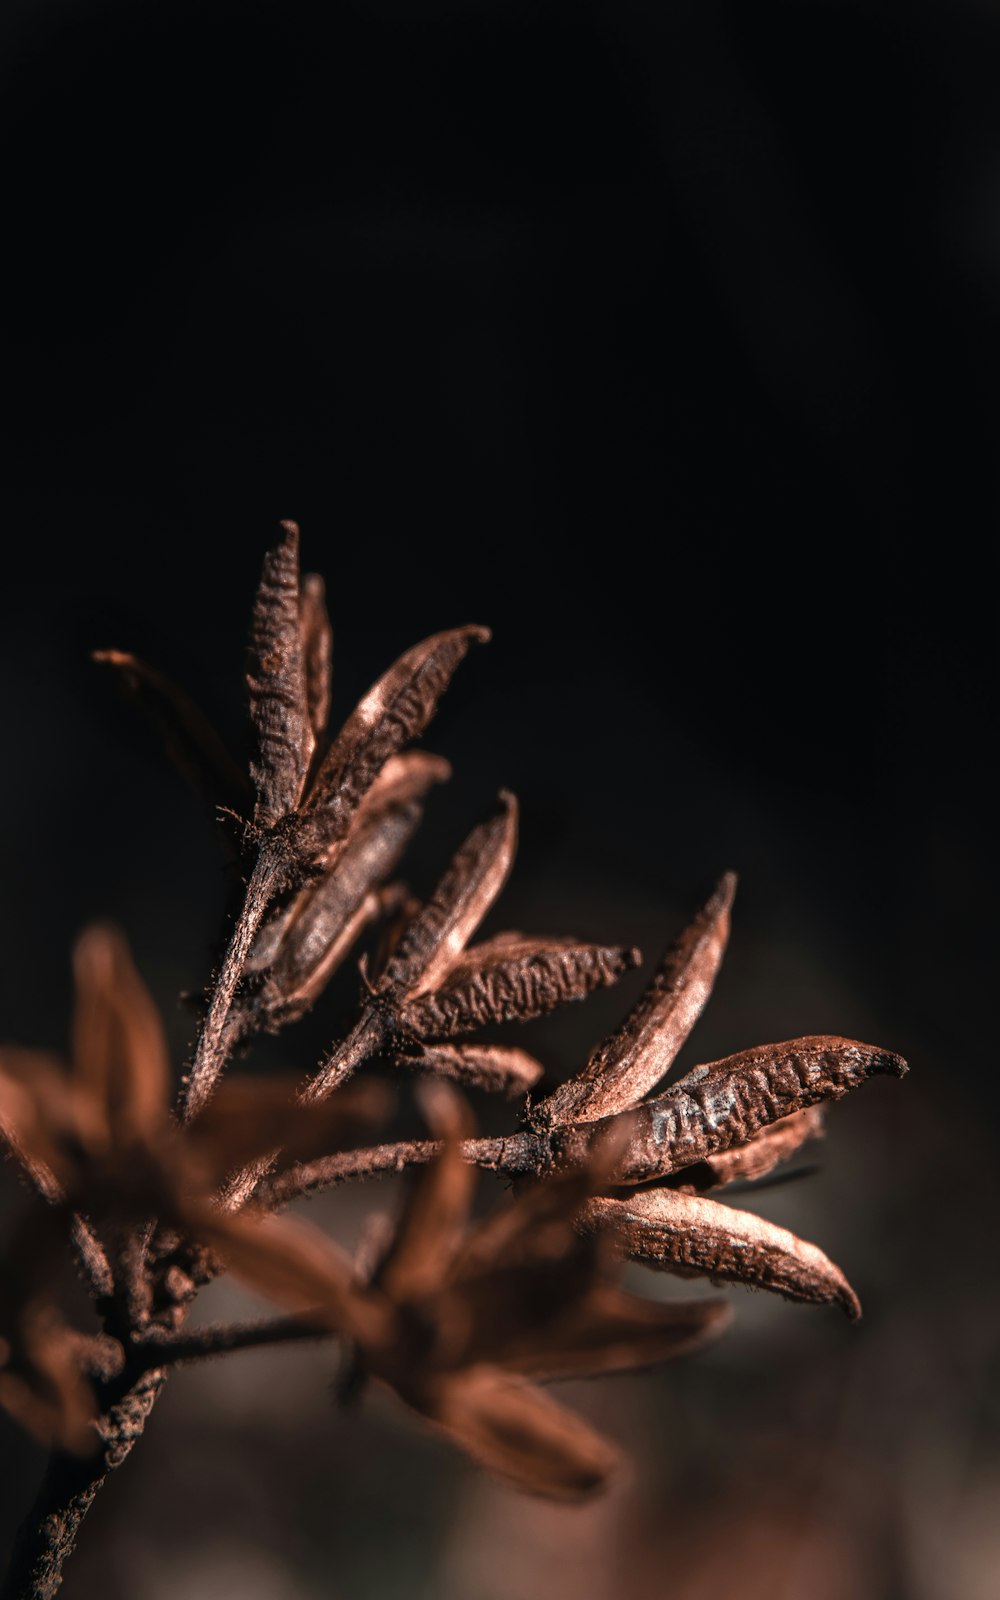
[1,3,996,1597]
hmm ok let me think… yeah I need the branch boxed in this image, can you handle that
[131,1314,336,1369]
[300,1003,388,1103]
[256,1131,541,1209]
[1,1370,166,1600]
[181,847,282,1121]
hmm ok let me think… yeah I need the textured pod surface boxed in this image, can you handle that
[585,1189,861,1317]
[246,751,450,979]
[382,793,517,996]
[566,1036,906,1184]
[670,1105,825,1192]
[538,873,736,1127]
[301,625,488,855]
[399,943,641,1040]
[247,521,314,829]
[258,810,424,1025]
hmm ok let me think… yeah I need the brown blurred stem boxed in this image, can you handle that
[1,1369,166,1600]
[132,1314,334,1369]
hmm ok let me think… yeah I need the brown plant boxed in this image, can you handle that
[0,523,906,1599]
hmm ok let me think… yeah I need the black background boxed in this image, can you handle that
[2,4,997,1597]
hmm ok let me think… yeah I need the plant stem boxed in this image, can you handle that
[256,1130,542,1209]
[182,849,280,1121]
[300,1004,388,1104]
[1,1369,166,1600]
[132,1314,333,1369]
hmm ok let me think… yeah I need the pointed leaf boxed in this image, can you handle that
[669,1106,825,1192]
[92,650,249,816]
[413,1365,619,1500]
[71,926,171,1147]
[247,521,314,829]
[300,572,333,740]
[402,1043,543,1098]
[585,1189,861,1318]
[300,624,489,856]
[537,874,736,1127]
[399,941,641,1041]
[377,1081,476,1305]
[381,792,517,997]
[562,1036,907,1185]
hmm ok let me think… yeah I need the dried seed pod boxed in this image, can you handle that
[299,572,333,740]
[381,792,518,997]
[401,1043,543,1098]
[399,941,641,1041]
[585,1188,861,1318]
[376,1081,476,1304]
[247,521,315,830]
[419,1365,620,1501]
[91,650,249,819]
[668,1105,825,1192]
[536,873,736,1127]
[300,624,489,857]
[558,1036,906,1185]
[241,752,450,1035]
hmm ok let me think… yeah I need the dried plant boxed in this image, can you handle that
[0,523,906,1598]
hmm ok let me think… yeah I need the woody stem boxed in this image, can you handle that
[131,1314,334,1369]
[0,1369,166,1600]
[182,848,281,1121]
[256,1130,543,1209]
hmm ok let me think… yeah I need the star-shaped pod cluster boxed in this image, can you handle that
[519,874,908,1319]
[0,522,906,1528]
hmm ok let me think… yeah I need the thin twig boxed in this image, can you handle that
[300,1003,388,1103]
[256,1131,540,1209]
[181,848,282,1121]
